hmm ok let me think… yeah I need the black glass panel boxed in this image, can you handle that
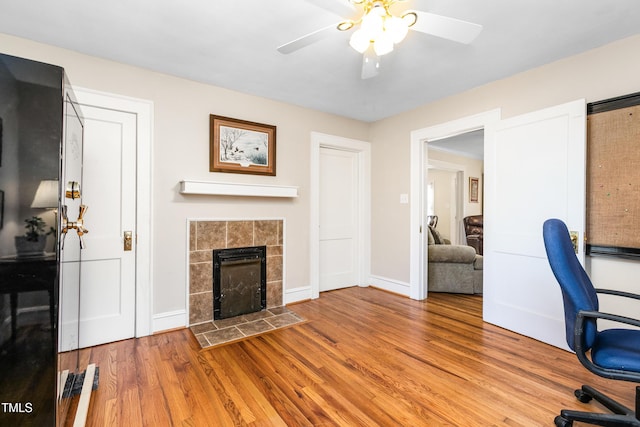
[0,52,82,426]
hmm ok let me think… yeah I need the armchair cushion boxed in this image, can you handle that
[428,244,477,264]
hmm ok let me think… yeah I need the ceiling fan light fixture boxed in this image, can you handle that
[337,20,355,31]
[349,29,371,53]
[361,44,380,79]
[401,11,418,28]
[277,0,483,80]
[385,15,409,44]
[360,12,384,40]
[370,1,387,17]
[373,32,394,56]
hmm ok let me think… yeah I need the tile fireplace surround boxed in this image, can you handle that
[188,219,284,326]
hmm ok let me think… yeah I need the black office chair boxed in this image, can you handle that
[543,218,640,427]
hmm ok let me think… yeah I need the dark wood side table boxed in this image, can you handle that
[0,253,57,341]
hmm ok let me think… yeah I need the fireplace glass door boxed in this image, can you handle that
[213,246,266,319]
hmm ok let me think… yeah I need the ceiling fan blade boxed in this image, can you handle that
[303,0,357,18]
[409,11,482,44]
[277,24,337,54]
[361,47,380,79]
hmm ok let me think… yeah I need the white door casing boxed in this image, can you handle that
[410,109,501,300]
[310,132,371,300]
[483,99,586,350]
[319,147,359,292]
[74,88,153,343]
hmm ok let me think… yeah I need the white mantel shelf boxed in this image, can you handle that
[180,180,298,198]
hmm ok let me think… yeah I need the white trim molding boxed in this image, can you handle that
[410,109,501,300]
[74,87,154,338]
[152,310,187,333]
[368,275,410,296]
[310,132,371,300]
[284,286,313,304]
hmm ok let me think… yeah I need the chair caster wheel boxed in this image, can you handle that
[574,389,593,403]
[554,415,573,427]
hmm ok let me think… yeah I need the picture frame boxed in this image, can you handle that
[469,177,479,203]
[209,115,276,176]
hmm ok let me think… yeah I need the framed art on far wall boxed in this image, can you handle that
[469,177,479,203]
[209,115,276,176]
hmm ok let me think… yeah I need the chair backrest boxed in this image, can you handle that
[463,215,483,236]
[542,219,599,351]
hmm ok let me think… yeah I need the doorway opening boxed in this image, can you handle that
[425,130,484,298]
[408,109,500,301]
[427,129,484,247]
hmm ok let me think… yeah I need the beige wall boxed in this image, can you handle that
[3,31,640,329]
[429,149,484,216]
[0,33,369,328]
[370,34,640,288]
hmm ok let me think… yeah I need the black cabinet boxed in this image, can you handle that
[0,53,83,426]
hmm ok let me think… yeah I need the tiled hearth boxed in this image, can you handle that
[190,306,304,349]
[188,219,285,326]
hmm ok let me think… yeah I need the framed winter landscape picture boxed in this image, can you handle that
[209,115,276,176]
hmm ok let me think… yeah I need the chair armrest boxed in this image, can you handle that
[578,310,640,329]
[574,310,640,382]
[595,288,640,301]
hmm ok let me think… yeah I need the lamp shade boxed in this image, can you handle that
[31,179,59,209]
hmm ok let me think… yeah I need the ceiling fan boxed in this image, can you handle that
[277,0,482,79]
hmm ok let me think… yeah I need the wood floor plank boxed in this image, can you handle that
[76,287,637,426]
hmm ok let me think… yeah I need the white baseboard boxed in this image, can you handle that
[284,286,312,304]
[152,309,187,333]
[368,275,410,296]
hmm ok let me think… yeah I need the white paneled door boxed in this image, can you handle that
[483,99,586,350]
[319,147,359,292]
[76,104,137,348]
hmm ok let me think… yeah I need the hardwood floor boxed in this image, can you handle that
[75,287,635,426]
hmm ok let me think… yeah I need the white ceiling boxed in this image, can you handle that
[429,129,484,160]
[1,0,640,122]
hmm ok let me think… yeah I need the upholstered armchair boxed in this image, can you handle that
[427,226,483,294]
[463,215,483,255]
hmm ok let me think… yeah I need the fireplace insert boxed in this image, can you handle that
[213,246,267,320]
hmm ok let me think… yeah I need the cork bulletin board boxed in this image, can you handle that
[587,92,640,257]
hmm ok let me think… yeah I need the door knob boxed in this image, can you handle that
[569,230,579,254]
[61,204,89,249]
